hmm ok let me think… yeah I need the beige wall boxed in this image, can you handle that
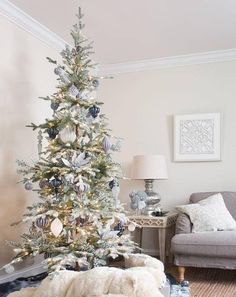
[0,16,59,269]
[98,61,236,252]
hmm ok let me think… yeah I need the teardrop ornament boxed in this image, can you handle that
[50,218,63,237]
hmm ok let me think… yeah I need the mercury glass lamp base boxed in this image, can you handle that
[141,205,161,215]
[142,179,161,216]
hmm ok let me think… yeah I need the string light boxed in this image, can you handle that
[5,6,136,274]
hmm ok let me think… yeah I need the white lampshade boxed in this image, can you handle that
[130,155,168,180]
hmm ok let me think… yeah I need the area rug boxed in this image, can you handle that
[0,272,190,297]
[168,266,236,297]
[167,273,190,297]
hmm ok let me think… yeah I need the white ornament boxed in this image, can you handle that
[70,105,80,117]
[128,223,136,232]
[112,185,120,200]
[4,264,15,274]
[102,230,119,240]
[59,126,77,143]
[111,185,120,208]
[61,74,70,84]
[50,218,63,237]
[103,136,112,153]
[71,152,89,167]
[79,90,90,100]
[54,67,70,84]
[64,173,75,184]
[68,85,79,98]
[76,176,89,192]
[62,152,89,169]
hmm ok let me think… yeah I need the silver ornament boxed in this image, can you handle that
[78,90,90,100]
[60,73,70,84]
[75,177,89,193]
[103,136,111,153]
[71,152,89,167]
[64,173,75,184]
[59,126,77,143]
[76,181,89,193]
[25,182,33,190]
[54,67,64,76]
[50,101,60,111]
[68,85,79,98]
[54,67,70,84]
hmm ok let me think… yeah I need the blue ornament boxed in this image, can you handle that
[109,179,119,189]
[36,217,49,228]
[50,101,59,111]
[47,127,59,139]
[114,222,125,236]
[50,176,62,189]
[88,105,100,118]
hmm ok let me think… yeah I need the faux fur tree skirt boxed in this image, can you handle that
[6,254,166,297]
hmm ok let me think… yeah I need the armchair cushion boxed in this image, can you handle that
[175,213,192,234]
[172,230,236,258]
[176,193,236,233]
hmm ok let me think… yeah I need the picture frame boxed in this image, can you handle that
[173,113,221,162]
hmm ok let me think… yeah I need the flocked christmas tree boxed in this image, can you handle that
[3,9,136,274]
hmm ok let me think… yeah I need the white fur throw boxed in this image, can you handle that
[125,253,164,272]
[8,254,165,297]
[87,295,127,297]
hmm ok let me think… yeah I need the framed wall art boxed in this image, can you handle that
[173,113,221,162]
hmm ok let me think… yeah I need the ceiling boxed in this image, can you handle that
[10,0,236,64]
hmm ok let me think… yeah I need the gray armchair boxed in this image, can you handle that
[171,191,236,282]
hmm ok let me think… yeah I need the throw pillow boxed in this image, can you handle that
[176,193,236,233]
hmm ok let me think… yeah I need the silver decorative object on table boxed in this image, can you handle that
[130,155,168,215]
[129,190,147,213]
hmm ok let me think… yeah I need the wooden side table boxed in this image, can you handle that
[128,212,178,264]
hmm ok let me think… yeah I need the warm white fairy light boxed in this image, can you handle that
[2,8,136,275]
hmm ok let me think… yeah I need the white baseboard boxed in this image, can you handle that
[0,263,46,284]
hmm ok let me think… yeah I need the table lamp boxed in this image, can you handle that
[130,155,168,215]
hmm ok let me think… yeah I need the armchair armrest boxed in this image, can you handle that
[175,213,192,234]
